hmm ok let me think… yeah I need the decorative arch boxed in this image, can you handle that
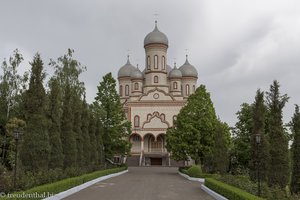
[162,56,166,70]
[143,133,156,141]
[134,82,139,90]
[138,87,176,101]
[129,133,142,141]
[125,85,129,96]
[119,85,123,96]
[186,84,190,96]
[147,56,151,69]
[173,82,178,89]
[142,111,170,128]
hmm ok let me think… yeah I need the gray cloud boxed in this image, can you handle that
[1,0,299,126]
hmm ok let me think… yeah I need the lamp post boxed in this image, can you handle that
[255,133,261,197]
[13,129,21,189]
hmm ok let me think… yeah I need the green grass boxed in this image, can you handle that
[205,178,265,200]
[1,167,127,200]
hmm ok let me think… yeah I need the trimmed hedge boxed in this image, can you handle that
[2,167,127,200]
[205,178,265,200]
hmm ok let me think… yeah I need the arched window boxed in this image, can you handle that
[120,85,123,96]
[134,82,139,90]
[154,76,158,83]
[133,135,141,142]
[186,84,190,96]
[125,85,129,96]
[173,82,178,89]
[162,56,166,70]
[147,56,151,69]
[161,114,165,121]
[154,55,158,69]
[193,85,196,92]
[147,114,152,120]
[134,115,140,127]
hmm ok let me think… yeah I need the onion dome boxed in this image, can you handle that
[144,21,169,47]
[179,55,198,78]
[131,66,143,79]
[169,63,182,79]
[118,56,136,78]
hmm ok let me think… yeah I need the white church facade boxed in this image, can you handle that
[118,21,198,166]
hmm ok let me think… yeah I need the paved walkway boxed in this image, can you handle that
[64,167,214,200]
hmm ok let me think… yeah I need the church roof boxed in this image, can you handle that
[131,67,143,79]
[118,56,136,78]
[179,56,198,78]
[169,64,182,78]
[144,21,169,47]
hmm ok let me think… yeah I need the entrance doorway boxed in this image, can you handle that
[150,158,162,165]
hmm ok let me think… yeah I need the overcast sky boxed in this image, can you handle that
[1,0,300,126]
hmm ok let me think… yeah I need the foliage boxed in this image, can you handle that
[2,167,126,200]
[211,120,230,174]
[205,178,265,200]
[231,103,253,174]
[20,53,50,172]
[266,80,289,188]
[47,78,64,169]
[166,85,218,165]
[93,73,131,159]
[249,90,269,182]
[187,165,202,177]
[291,104,300,194]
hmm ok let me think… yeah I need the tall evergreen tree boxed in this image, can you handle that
[93,73,131,159]
[81,100,91,167]
[166,85,217,165]
[212,120,230,174]
[61,84,77,168]
[20,53,50,172]
[266,80,289,188]
[48,78,64,169]
[88,114,98,165]
[291,104,300,194]
[231,103,253,173]
[72,95,83,167]
[95,119,104,165]
[249,90,269,182]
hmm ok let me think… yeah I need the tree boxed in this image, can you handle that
[20,53,50,172]
[291,104,300,194]
[211,120,231,174]
[0,50,28,167]
[47,78,64,169]
[61,84,77,168]
[166,85,217,165]
[72,95,83,167]
[231,103,253,174]
[81,100,91,167]
[249,90,269,182]
[93,73,131,159]
[266,80,289,188]
[88,113,98,165]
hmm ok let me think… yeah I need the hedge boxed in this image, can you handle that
[1,167,127,200]
[204,178,265,200]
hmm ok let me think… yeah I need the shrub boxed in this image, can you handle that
[215,174,270,198]
[205,178,264,200]
[187,165,202,178]
[2,167,126,200]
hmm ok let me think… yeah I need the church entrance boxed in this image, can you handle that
[150,158,162,165]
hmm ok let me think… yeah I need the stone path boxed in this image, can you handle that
[63,167,214,200]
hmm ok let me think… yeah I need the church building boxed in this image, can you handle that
[117,21,198,166]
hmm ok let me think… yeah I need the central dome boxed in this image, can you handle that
[144,21,169,47]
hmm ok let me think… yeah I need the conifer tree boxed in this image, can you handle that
[61,84,77,168]
[93,73,131,159]
[81,100,91,167]
[88,114,98,165]
[95,119,104,165]
[249,90,269,182]
[291,104,300,194]
[166,85,217,165]
[20,53,50,172]
[212,120,230,174]
[266,80,289,188]
[72,95,83,167]
[48,78,64,169]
